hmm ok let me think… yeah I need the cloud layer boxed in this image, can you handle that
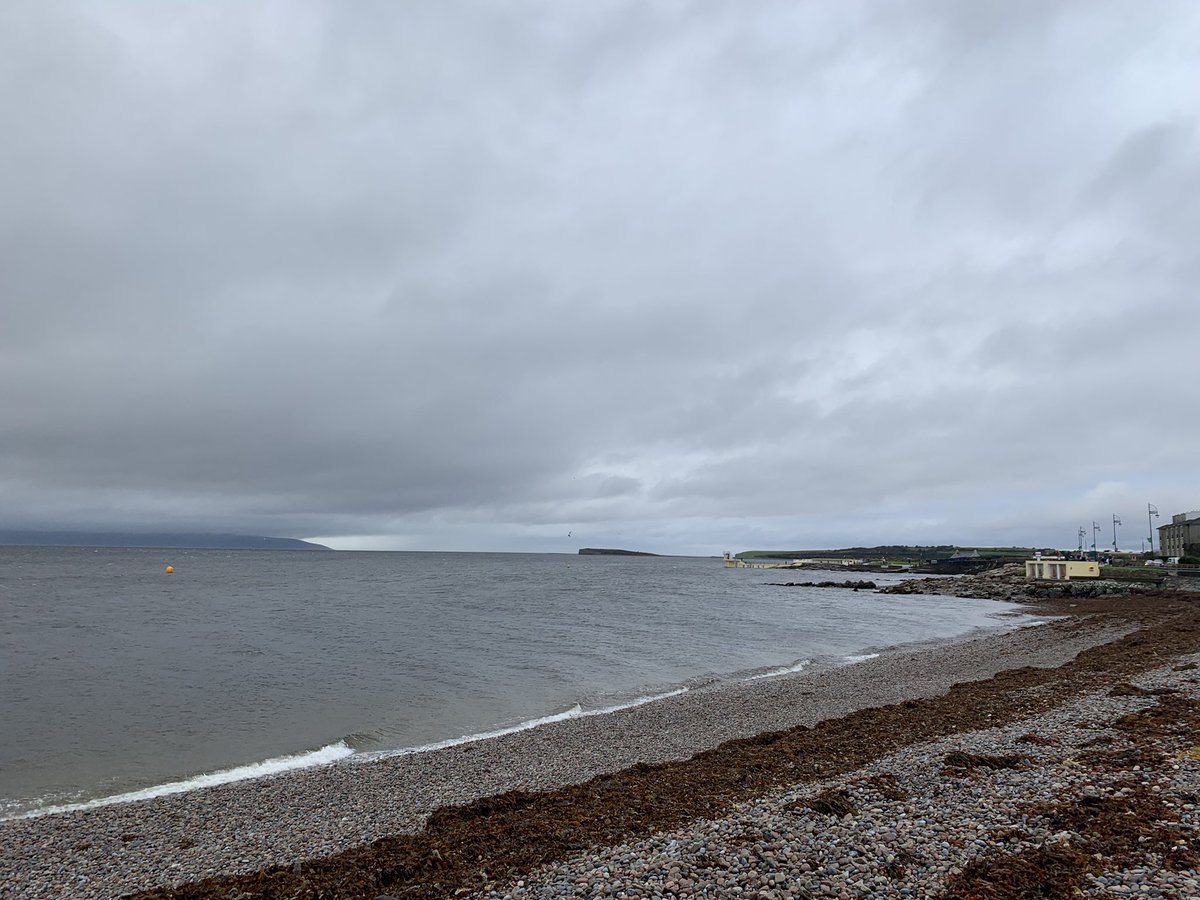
[2,1,1197,552]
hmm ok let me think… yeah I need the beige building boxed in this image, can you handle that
[1024,558,1100,581]
[1158,511,1200,559]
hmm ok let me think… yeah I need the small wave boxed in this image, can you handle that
[6,742,355,821]
[683,673,722,690]
[748,658,812,680]
[368,688,690,760]
[7,689,695,819]
[842,652,881,664]
[997,613,1058,627]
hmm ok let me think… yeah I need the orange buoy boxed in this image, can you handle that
[166,565,174,574]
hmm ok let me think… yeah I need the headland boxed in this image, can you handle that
[0,531,331,551]
[577,548,662,556]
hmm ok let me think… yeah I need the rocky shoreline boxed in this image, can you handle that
[2,579,1198,898]
[876,563,1169,603]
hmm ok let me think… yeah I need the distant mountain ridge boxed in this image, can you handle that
[0,530,332,551]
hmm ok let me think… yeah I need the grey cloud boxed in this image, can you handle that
[2,1,1198,553]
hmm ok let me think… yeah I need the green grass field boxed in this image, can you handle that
[1098,566,1165,583]
[736,545,1040,562]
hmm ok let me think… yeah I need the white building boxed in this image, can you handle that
[1159,512,1200,559]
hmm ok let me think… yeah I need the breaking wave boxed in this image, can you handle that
[7,742,355,821]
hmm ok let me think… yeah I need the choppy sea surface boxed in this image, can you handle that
[0,547,1037,818]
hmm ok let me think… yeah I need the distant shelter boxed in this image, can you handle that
[1025,557,1099,581]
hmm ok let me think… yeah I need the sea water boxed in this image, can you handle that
[0,547,1035,818]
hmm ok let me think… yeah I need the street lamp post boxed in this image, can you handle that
[1148,503,1159,556]
[1092,521,1102,558]
[1112,514,1122,553]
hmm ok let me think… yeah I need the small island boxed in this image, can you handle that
[577,548,660,556]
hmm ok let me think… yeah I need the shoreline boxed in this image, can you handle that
[3,587,1183,898]
[1,589,1037,824]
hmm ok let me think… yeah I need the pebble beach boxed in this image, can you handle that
[488,652,1200,899]
[2,580,1198,899]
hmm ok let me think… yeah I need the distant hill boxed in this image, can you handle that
[0,531,332,551]
[736,545,1039,561]
[578,548,661,556]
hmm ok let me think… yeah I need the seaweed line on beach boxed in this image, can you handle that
[124,592,1200,900]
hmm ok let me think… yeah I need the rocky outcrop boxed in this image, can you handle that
[880,574,1155,602]
[769,580,878,590]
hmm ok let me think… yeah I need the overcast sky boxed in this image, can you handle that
[2,1,1197,554]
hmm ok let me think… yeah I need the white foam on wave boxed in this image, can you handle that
[749,658,812,680]
[842,652,881,664]
[6,741,355,821]
[367,687,691,760]
[1001,613,1059,628]
[7,687,695,820]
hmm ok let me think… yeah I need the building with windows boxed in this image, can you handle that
[1158,511,1200,559]
[1024,557,1099,581]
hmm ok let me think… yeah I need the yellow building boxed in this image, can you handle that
[1024,558,1100,581]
